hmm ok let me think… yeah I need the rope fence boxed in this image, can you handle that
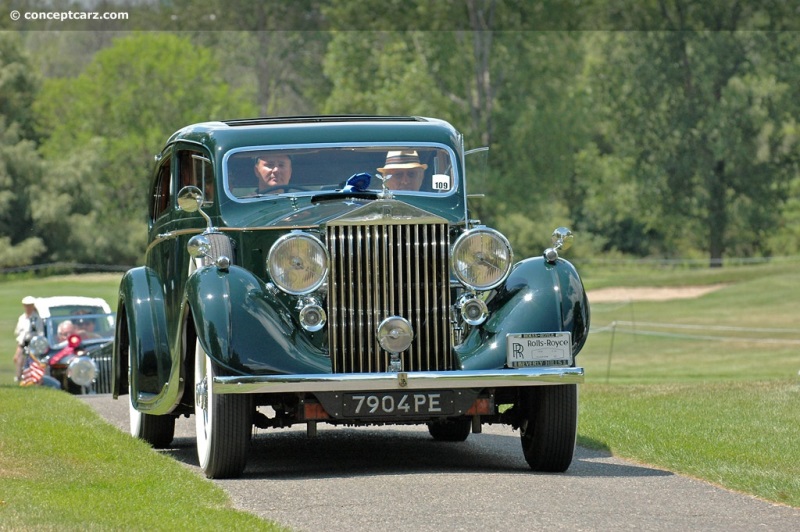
[593,320,800,344]
[573,254,800,267]
[589,300,800,382]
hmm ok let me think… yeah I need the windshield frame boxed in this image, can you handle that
[222,142,460,203]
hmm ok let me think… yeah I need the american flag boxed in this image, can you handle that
[20,358,46,386]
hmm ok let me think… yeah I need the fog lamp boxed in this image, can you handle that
[68,356,97,387]
[299,303,327,332]
[460,295,489,326]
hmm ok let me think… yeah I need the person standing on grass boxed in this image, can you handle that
[13,296,42,382]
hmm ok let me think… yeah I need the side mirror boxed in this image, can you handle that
[177,185,216,233]
[552,227,573,252]
[177,186,204,213]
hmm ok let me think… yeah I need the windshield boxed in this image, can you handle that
[224,145,457,199]
[45,313,116,346]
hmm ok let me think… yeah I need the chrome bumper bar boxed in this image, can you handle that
[213,367,584,394]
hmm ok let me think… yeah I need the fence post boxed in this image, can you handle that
[605,321,616,384]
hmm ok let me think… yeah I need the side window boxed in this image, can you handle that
[150,155,172,221]
[178,149,214,204]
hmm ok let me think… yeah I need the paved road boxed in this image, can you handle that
[82,395,799,531]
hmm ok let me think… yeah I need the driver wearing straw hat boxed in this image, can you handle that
[377,150,428,191]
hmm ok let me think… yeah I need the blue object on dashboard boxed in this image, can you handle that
[342,172,372,192]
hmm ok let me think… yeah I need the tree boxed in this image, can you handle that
[0,32,45,268]
[590,22,799,264]
[485,31,594,226]
[161,0,330,116]
[33,33,258,264]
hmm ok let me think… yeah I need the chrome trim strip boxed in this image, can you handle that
[329,226,339,366]
[146,225,321,255]
[345,231,356,367]
[438,224,449,364]
[415,224,423,367]
[212,367,585,394]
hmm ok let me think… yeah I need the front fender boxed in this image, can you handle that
[456,256,590,370]
[113,267,175,413]
[185,265,331,376]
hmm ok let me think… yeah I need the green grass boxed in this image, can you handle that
[577,260,800,507]
[583,267,800,384]
[1,265,799,519]
[0,274,283,529]
[578,381,800,507]
[0,387,284,530]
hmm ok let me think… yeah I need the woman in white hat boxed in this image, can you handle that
[377,150,428,191]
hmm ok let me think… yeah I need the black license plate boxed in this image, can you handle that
[342,391,455,417]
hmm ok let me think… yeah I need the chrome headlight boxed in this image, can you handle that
[28,335,50,357]
[452,227,513,291]
[267,232,329,295]
[67,356,97,387]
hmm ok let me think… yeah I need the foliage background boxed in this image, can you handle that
[1,0,799,267]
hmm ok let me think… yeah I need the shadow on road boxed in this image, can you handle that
[79,395,671,481]
[156,427,673,481]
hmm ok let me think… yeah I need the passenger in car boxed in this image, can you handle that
[76,317,101,339]
[377,150,428,191]
[57,320,77,342]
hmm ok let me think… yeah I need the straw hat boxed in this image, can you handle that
[377,150,428,174]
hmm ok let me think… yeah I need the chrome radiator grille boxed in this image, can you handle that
[327,221,452,373]
[91,352,112,394]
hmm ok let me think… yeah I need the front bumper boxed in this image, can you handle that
[213,366,584,395]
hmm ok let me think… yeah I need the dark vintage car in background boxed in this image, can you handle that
[26,296,115,394]
[113,116,590,478]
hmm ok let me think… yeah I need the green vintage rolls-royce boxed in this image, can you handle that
[113,116,589,478]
